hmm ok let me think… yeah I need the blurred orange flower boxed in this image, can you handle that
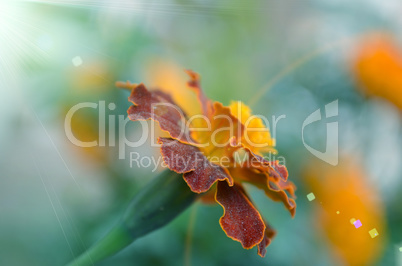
[65,107,108,162]
[353,34,402,110]
[117,70,296,256]
[305,158,385,265]
[63,59,114,163]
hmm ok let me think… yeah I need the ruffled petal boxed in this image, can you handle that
[271,161,289,182]
[264,187,296,217]
[229,167,296,217]
[277,179,296,198]
[257,221,276,257]
[246,149,288,182]
[158,138,233,193]
[228,144,287,182]
[215,181,265,249]
[124,83,194,144]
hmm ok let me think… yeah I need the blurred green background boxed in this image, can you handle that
[1,0,401,265]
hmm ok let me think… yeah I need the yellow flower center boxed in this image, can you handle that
[229,101,276,155]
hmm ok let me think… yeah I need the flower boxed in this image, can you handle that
[117,70,296,256]
[353,34,402,110]
[304,158,385,265]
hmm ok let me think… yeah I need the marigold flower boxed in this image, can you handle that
[353,34,402,110]
[117,70,296,256]
[304,158,385,265]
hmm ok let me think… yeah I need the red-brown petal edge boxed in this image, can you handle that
[229,167,297,217]
[257,220,276,257]
[158,137,233,193]
[124,83,194,144]
[247,149,288,182]
[215,181,265,249]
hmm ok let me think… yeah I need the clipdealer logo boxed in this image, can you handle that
[302,100,339,166]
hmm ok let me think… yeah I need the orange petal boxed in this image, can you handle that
[246,149,287,181]
[185,70,214,117]
[271,161,289,182]
[264,188,297,217]
[229,101,276,154]
[158,138,233,193]
[192,102,245,159]
[277,179,296,198]
[125,83,194,144]
[215,182,265,249]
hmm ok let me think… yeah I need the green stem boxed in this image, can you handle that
[67,170,198,266]
[67,226,132,266]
